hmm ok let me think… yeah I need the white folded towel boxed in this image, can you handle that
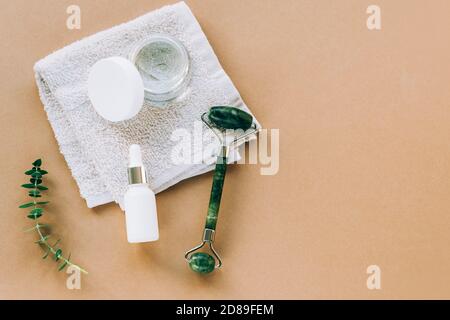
[34,1,259,208]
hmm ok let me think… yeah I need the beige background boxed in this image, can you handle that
[1,0,450,299]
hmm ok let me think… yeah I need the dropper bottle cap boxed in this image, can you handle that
[127,144,147,185]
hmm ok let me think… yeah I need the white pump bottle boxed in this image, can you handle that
[124,144,159,243]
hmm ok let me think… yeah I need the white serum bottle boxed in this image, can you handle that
[124,144,159,243]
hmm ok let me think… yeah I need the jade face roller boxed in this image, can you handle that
[185,106,258,274]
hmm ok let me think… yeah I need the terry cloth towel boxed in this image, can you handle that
[34,1,260,208]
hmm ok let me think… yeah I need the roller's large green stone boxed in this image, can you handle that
[189,252,216,274]
[208,106,253,130]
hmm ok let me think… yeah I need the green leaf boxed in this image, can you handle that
[30,207,43,215]
[28,190,41,198]
[24,223,47,232]
[31,172,42,178]
[58,254,70,271]
[38,170,48,175]
[36,201,49,205]
[30,178,42,184]
[28,208,43,220]
[42,248,50,259]
[28,212,43,220]
[36,185,48,191]
[33,159,42,167]
[21,183,35,189]
[24,225,37,232]
[25,169,36,175]
[35,235,50,243]
[54,249,62,261]
[58,260,68,271]
[19,202,34,208]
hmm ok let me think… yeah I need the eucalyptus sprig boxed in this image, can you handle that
[19,159,87,274]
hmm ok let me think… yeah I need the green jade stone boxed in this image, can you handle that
[208,106,253,130]
[189,252,216,274]
[205,156,227,230]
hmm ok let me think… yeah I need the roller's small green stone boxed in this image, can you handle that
[189,252,216,274]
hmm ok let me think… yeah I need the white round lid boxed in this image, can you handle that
[88,57,144,122]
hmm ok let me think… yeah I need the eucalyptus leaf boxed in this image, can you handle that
[28,194,42,198]
[54,249,62,261]
[59,253,71,271]
[42,249,50,259]
[31,172,42,178]
[58,260,68,271]
[28,212,43,220]
[30,208,43,215]
[28,190,41,198]
[24,225,38,232]
[35,235,50,243]
[19,202,34,208]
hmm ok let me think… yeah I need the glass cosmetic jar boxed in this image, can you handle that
[129,34,191,103]
[88,34,191,122]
